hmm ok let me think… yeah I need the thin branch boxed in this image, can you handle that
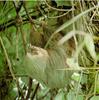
[13,0,23,14]
[19,24,27,54]
[13,0,27,54]
[0,10,43,32]
[45,0,74,12]
[1,10,25,99]
[16,79,25,100]
[39,89,50,100]
[85,93,99,100]
[15,26,19,60]
[0,37,24,99]
[23,1,34,24]
[31,83,39,100]
[25,78,33,99]
[0,15,41,32]
[48,9,73,19]
[0,36,16,80]
[0,36,25,99]
[57,67,99,70]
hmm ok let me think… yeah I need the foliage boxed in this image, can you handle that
[0,0,99,100]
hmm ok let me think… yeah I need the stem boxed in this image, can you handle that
[0,36,16,80]
[31,83,39,100]
[25,78,33,99]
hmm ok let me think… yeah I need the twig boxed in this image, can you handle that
[39,89,50,100]
[14,0,23,13]
[23,1,34,24]
[85,93,99,100]
[13,0,27,54]
[19,24,27,54]
[48,9,73,19]
[0,35,25,99]
[94,71,98,96]
[45,0,74,12]
[15,26,19,60]
[57,67,99,70]
[0,37,24,99]
[0,36,16,80]
[25,78,33,99]
[0,12,42,32]
[31,83,39,100]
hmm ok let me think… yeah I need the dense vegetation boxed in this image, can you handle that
[0,0,99,100]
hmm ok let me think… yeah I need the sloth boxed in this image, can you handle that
[23,45,73,89]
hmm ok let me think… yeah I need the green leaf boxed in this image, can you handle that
[55,0,71,6]
[90,96,99,100]
[0,52,4,75]
[2,36,11,49]
[37,88,50,99]
[54,91,65,100]
[67,91,75,100]
[96,74,99,93]
[66,57,80,70]
[25,1,37,8]
[67,91,83,100]
[76,95,84,100]
[72,73,80,82]
[80,74,88,84]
